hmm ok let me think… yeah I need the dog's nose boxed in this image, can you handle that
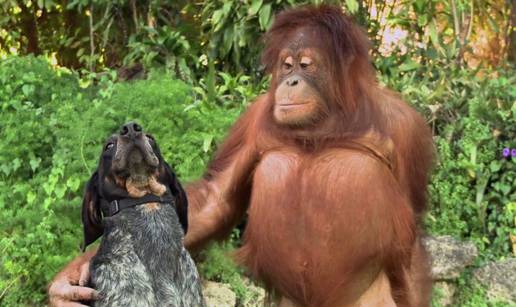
[120,122,143,138]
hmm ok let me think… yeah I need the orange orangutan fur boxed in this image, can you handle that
[184,5,434,307]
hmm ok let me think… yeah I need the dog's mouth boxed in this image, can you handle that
[112,146,166,198]
[110,124,164,197]
[126,149,153,179]
[114,141,157,173]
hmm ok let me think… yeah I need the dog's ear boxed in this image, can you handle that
[81,171,103,251]
[163,162,188,234]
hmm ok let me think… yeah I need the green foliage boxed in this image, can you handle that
[0,56,242,305]
[198,231,251,301]
[2,0,511,76]
[453,272,512,307]
[430,276,509,307]
[379,65,516,261]
[199,0,320,75]
[0,56,83,305]
[193,71,270,108]
[124,26,196,82]
[0,56,78,180]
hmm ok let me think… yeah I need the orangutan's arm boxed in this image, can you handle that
[184,96,267,252]
[48,248,100,306]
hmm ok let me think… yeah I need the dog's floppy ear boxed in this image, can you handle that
[81,171,103,251]
[163,162,188,234]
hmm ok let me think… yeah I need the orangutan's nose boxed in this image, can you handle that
[286,77,300,87]
[120,122,143,139]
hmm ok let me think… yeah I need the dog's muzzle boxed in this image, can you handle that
[112,122,159,172]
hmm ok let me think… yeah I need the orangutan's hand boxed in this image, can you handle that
[48,249,100,307]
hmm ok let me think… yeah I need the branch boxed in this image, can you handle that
[131,0,139,30]
[450,0,460,37]
[89,2,95,71]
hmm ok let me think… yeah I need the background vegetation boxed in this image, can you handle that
[0,0,514,306]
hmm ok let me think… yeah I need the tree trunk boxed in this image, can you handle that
[59,0,83,68]
[508,0,516,64]
[19,1,40,55]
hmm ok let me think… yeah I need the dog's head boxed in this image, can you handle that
[81,122,188,248]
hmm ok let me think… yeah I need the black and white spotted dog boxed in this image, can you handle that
[81,122,205,307]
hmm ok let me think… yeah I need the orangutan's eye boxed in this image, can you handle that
[105,142,114,151]
[283,56,293,70]
[300,56,313,69]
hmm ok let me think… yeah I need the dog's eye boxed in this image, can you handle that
[105,142,114,151]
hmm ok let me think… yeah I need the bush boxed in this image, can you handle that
[0,56,242,305]
[380,66,516,260]
[197,231,251,300]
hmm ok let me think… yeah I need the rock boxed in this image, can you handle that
[433,281,456,307]
[203,280,237,307]
[240,278,267,307]
[241,283,266,307]
[473,258,516,303]
[422,235,478,280]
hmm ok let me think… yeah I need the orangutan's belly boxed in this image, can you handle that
[240,149,370,304]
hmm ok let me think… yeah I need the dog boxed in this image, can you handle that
[81,122,205,307]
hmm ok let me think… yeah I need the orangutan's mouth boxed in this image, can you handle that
[278,100,311,108]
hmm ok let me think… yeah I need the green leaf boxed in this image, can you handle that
[413,0,425,12]
[428,19,442,54]
[487,15,499,33]
[43,182,53,196]
[345,0,359,14]
[29,158,41,171]
[203,134,214,153]
[398,60,421,72]
[12,158,21,171]
[222,26,234,57]
[66,177,81,191]
[222,1,232,15]
[259,4,272,31]
[248,0,263,16]
[417,15,428,27]
[27,191,36,204]
[0,164,10,176]
[489,160,502,173]
[499,184,510,195]
[212,9,224,25]
[21,84,32,97]
[55,185,67,198]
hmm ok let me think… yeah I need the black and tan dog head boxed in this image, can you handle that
[81,122,188,248]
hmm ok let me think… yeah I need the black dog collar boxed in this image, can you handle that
[100,194,174,217]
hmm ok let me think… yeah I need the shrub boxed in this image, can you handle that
[0,56,242,305]
[380,66,516,260]
[197,231,251,300]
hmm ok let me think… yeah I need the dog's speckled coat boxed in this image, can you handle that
[90,201,205,307]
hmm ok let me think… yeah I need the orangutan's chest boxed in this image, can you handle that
[251,148,362,211]
[247,149,350,259]
[252,149,338,200]
[254,151,301,189]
